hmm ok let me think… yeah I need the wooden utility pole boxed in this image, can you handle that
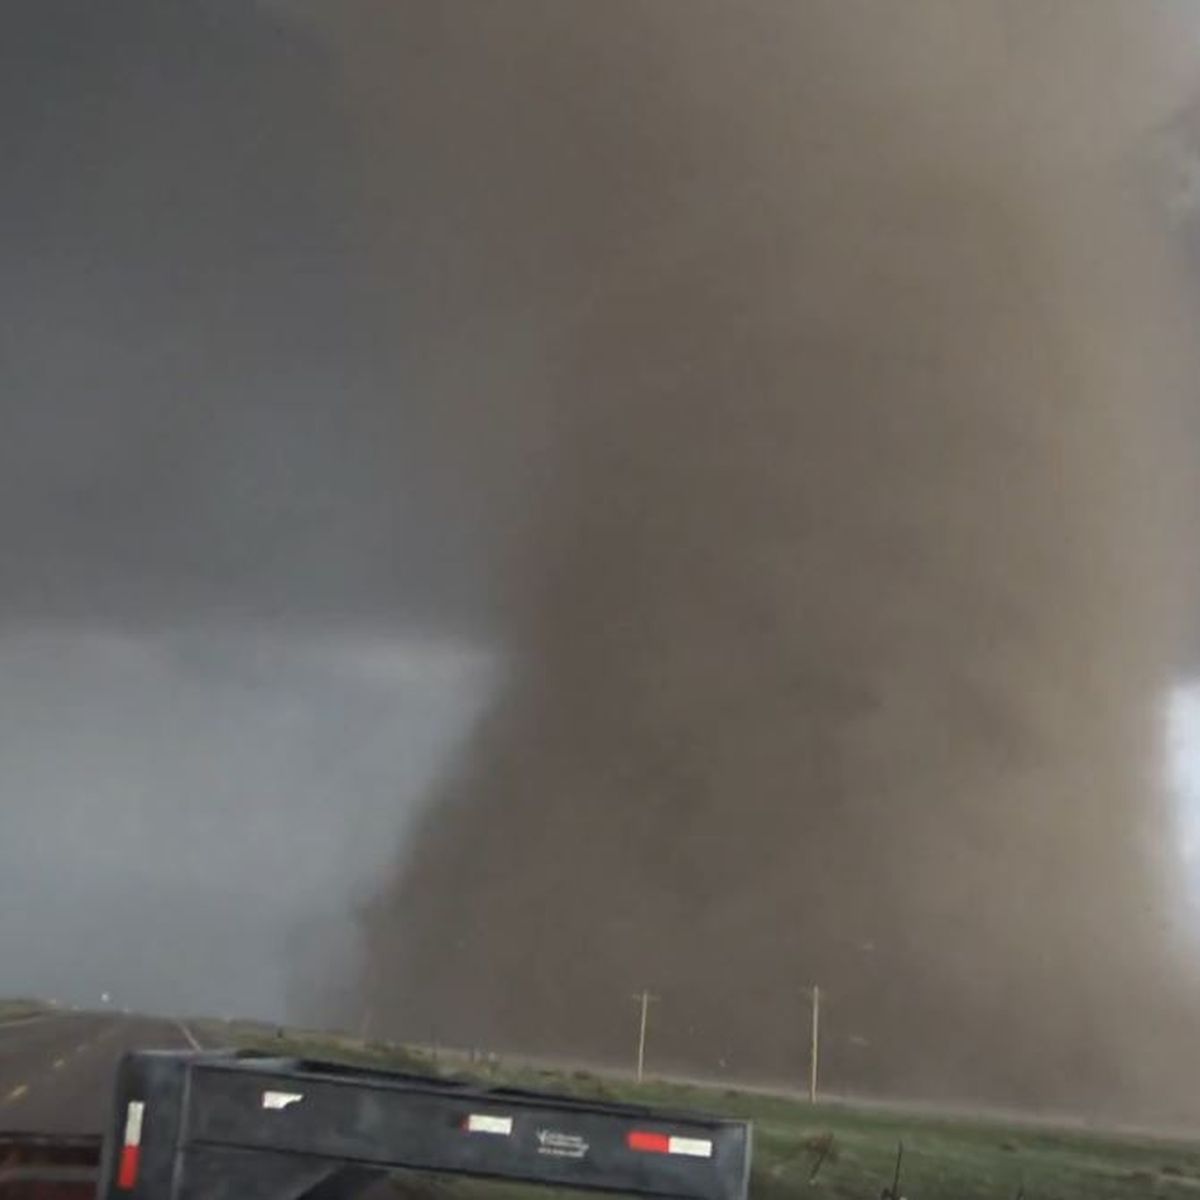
[632,991,659,1083]
[809,985,821,1104]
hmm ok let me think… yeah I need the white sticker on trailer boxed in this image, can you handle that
[668,1136,713,1158]
[466,1114,513,1135]
[123,1101,145,1147]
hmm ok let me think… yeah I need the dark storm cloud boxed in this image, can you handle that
[9,0,1200,1127]
[311,2,1200,1121]
[0,0,503,633]
[0,3,501,1020]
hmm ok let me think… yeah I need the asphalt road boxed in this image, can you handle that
[0,1011,212,1135]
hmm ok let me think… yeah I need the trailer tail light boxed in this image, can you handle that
[117,1101,145,1189]
[101,1051,750,1200]
[628,1131,713,1158]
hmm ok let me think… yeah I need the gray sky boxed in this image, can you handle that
[0,1,525,636]
[0,1,505,1018]
[0,626,493,1016]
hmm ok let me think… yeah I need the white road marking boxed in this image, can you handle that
[177,1022,202,1051]
[52,1058,65,1070]
[4,1083,28,1103]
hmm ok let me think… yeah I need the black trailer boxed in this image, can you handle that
[97,1051,753,1200]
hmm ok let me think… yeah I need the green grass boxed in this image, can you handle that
[0,998,49,1023]
[194,1023,1200,1199]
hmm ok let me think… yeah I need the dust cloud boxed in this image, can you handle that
[300,3,1200,1118]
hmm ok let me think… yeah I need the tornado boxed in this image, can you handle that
[300,2,1200,1118]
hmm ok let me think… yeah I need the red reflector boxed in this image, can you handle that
[117,1144,140,1189]
[627,1131,671,1154]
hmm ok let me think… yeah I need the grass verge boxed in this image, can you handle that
[190,1023,1200,1199]
[0,998,49,1024]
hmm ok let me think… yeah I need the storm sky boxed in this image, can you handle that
[6,0,1200,1123]
[0,2,503,1016]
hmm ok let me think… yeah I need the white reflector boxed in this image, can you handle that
[668,1136,713,1158]
[465,1113,513,1135]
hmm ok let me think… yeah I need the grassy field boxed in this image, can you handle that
[0,998,48,1023]
[192,1021,1200,1200]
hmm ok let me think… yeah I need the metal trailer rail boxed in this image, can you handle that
[97,1051,753,1200]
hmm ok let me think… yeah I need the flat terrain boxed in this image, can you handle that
[0,1000,48,1023]
[199,1022,1200,1200]
[0,1009,213,1134]
[6,1007,1200,1197]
